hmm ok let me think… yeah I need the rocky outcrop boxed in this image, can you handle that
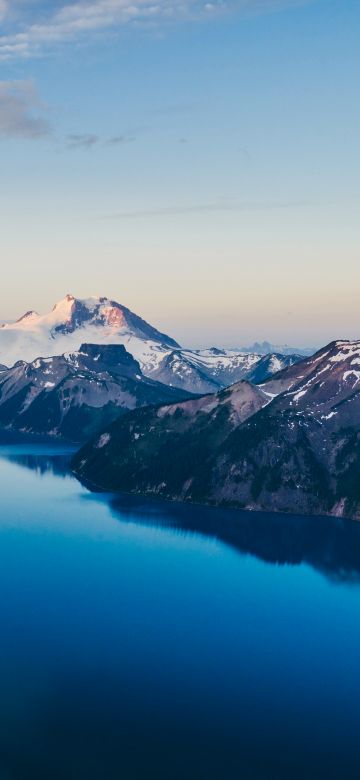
[0,343,192,442]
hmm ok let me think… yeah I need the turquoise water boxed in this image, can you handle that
[1,444,360,779]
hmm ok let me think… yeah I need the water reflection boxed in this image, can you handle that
[7,445,360,584]
[107,494,360,585]
[3,449,75,479]
[2,444,360,780]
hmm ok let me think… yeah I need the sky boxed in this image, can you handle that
[0,0,359,348]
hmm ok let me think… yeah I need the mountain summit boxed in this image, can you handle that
[0,295,179,369]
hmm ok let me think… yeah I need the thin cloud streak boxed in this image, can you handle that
[106,199,305,219]
[106,134,136,145]
[65,132,136,148]
[66,133,99,148]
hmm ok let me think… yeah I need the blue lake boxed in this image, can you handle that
[1,443,360,779]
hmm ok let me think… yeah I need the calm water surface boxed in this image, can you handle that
[1,443,360,779]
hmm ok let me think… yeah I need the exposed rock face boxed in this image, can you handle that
[0,343,192,442]
[72,380,269,492]
[73,340,360,521]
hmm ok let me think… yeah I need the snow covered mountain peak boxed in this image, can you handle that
[0,295,179,368]
[0,295,305,389]
[5,295,169,334]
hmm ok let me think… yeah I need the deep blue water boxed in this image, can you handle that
[1,444,360,779]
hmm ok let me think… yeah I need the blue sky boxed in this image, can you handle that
[0,0,359,347]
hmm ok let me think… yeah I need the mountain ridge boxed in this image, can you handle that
[73,339,360,520]
[0,342,192,442]
[72,379,270,492]
[0,295,304,393]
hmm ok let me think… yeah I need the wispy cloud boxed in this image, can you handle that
[106,134,136,145]
[0,80,51,139]
[66,131,136,148]
[106,198,304,218]
[0,0,318,60]
[66,132,99,149]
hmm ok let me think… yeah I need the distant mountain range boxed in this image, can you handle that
[73,340,360,521]
[150,348,303,393]
[239,340,314,357]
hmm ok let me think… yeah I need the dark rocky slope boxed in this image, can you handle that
[72,380,269,492]
[73,340,360,520]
